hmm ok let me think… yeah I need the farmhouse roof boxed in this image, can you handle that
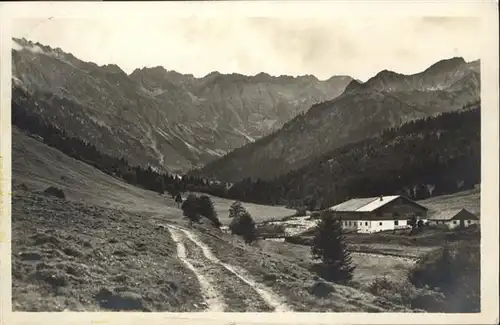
[428,208,479,221]
[328,195,427,212]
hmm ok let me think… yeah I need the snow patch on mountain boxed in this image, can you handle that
[234,129,255,142]
[88,116,114,133]
[204,148,226,157]
[155,126,173,141]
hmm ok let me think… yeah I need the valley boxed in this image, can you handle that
[9,36,482,315]
[12,128,411,312]
[11,126,480,312]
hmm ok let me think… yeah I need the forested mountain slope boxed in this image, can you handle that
[225,104,480,210]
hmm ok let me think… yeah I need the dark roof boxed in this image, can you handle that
[428,208,479,221]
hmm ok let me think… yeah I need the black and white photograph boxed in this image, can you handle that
[0,1,498,324]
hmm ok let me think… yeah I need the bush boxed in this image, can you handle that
[15,183,29,192]
[257,223,286,237]
[181,194,221,227]
[408,245,455,292]
[228,204,257,244]
[408,241,480,312]
[310,211,321,219]
[367,277,446,312]
[181,194,201,224]
[295,208,307,217]
[43,186,66,199]
[198,195,222,228]
[285,235,311,246]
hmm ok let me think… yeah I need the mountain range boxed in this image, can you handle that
[12,38,480,182]
[193,57,480,182]
[11,37,353,173]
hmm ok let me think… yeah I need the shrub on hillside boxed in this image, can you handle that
[198,195,222,228]
[310,210,355,284]
[257,223,286,237]
[43,186,66,199]
[295,208,307,217]
[409,245,455,292]
[310,211,321,219]
[367,277,446,312]
[284,235,311,246]
[228,202,257,244]
[181,194,221,228]
[408,241,480,312]
[181,194,201,224]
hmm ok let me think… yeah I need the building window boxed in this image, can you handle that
[365,222,368,226]
[468,220,472,224]
[359,222,362,226]
[379,222,382,226]
[453,221,458,225]
[394,220,399,226]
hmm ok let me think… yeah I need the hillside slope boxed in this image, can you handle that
[12,127,408,312]
[195,57,480,182]
[12,37,353,173]
[223,104,480,209]
[11,126,294,222]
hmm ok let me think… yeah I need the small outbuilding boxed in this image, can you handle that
[427,208,479,229]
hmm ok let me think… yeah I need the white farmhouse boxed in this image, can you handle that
[427,208,479,229]
[327,195,428,234]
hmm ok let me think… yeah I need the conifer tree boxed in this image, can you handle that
[311,210,355,283]
[156,176,165,194]
[228,201,246,219]
[175,193,183,208]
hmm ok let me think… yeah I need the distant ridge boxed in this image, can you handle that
[194,56,480,182]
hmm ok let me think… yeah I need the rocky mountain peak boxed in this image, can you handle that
[12,38,354,174]
[423,57,466,75]
[102,64,127,75]
[343,79,365,93]
[195,57,480,182]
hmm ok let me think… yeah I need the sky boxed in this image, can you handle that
[11,16,481,82]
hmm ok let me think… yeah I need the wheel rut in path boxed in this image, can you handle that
[167,225,225,312]
[166,224,291,312]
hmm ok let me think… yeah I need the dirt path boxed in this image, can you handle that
[166,224,291,312]
[167,226,226,312]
